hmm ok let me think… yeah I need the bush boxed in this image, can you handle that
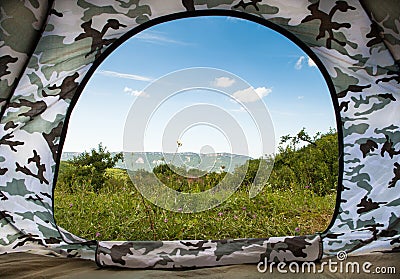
[152,163,226,193]
[57,143,123,193]
[56,128,338,196]
[269,128,338,195]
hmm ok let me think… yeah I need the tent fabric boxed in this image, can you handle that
[2,252,400,279]
[96,235,321,268]
[0,0,399,269]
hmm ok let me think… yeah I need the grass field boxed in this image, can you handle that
[54,168,336,241]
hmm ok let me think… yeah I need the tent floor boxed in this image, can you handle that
[1,252,399,278]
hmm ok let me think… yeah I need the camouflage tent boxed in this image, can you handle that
[0,0,399,269]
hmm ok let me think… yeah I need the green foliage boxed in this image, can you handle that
[55,172,334,241]
[57,143,123,193]
[55,128,338,240]
[228,128,338,196]
[234,159,261,188]
[152,163,226,193]
[269,128,338,195]
[232,158,273,193]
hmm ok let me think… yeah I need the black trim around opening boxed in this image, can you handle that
[51,9,344,244]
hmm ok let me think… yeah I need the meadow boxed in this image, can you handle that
[54,129,338,241]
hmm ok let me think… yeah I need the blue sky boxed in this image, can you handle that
[63,16,335,158]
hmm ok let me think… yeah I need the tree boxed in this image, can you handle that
[233,159,261,190]
[270,128,339,195]
[59,143,123,193]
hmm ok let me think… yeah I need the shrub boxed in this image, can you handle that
[57,143,123,193]
[270,128,338,195]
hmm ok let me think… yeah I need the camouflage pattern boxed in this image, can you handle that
[97,235,321,268]
[0,1,50,115]
[0,0,399,269]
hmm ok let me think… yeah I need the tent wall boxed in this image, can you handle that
[0,1,51,115]
[0,0,399,268]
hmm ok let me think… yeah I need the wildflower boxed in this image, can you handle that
[218,212,223,217]
[242,206,246,211]
[177,207,183,213]
[95,232,101,237]
[234,215,238,220]
[69,203,73,208]
[164,218,168,223]
[252,214,257,219]
[295,227,300,232]
[305,185,310,189]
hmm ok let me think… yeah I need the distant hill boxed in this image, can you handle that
[61,152,252,173]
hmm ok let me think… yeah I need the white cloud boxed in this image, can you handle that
[308,57,317,67]
[295,56,317,70]
[124,86,149,97]
[295,56,305,70]
[298,96,304,100]
[233,86,272,103]
[98,70,152,81]
[213,77,236,88]
[134,31,191,45]
[255,87,272,98]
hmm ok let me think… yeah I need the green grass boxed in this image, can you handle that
[54,168,335,241]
